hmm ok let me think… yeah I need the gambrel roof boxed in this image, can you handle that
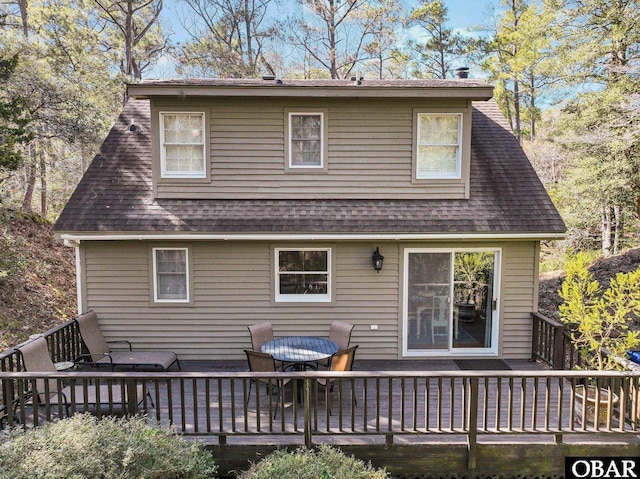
[54,92,565,238]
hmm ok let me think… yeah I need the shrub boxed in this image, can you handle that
[559,252,640,369]
[238,444,388,479]
[0,414,218,479]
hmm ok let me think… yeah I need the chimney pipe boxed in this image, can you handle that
[455,67,469,79]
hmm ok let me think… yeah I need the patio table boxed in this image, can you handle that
[261,336,338,370]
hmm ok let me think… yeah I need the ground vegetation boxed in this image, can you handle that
[0,414,218,479]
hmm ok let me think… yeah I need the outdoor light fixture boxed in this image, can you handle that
[372,247,384,273]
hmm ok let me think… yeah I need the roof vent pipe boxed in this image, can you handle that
[455,67,469,79]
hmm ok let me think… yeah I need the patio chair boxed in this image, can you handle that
[317,345,359,413]
[17,337,147,418]
[74,311,180,371]
[431,296,448,343]
[317,320,354,367]
[247,322,274,350]
[248,322,282,369]
[244,349,290,419]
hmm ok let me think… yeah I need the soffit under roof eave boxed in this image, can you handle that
[127,85,494,101]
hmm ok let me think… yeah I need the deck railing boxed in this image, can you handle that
[2,313,640,468]
[2,370,640,463]
[531,312,583,370]
[0,317,83,425]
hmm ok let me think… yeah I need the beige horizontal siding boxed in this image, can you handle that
[82,241,400,360]
[81,240,538,361]
[500,242,537,359]
[154,97,469,200]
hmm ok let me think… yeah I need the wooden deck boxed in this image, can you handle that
[4,314,640,477]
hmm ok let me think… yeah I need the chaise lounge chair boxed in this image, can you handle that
[74,311,181,371]
[17,337,147,417]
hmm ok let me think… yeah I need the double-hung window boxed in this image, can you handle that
[416,113,462,179]
[276,248,331,302]
[160,112,206,178]
[153,248,189,303]
[287,112,325,169]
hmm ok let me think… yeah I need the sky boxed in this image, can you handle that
[442,0,498,31]
[154,0,501,78]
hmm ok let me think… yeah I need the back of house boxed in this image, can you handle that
[54,77,565,361]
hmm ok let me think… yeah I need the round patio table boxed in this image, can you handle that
[261,336,338,369]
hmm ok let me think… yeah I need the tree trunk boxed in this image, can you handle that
[244,0,254,72]
[613,203,621,255]
[513,77,521,142]
[502,79,514,132]
[601,205,612,257]
[39,149,47,217]
[328,0,338,79]
[21,143,35,211]
[125,0,135,78]
[17,0,29,37]
[529,75,536,141]
[438,28,446,79]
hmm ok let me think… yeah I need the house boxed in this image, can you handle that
[53,78,565,361]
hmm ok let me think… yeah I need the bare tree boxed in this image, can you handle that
[286,0,383,79]
[93,0,166,80]
[175,0,277,77]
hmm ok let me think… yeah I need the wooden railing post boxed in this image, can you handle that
[531,313,540,362]
[467,377,478,470]
[126,378,138,416]
[552,325,566,370]
[304,377,312,448]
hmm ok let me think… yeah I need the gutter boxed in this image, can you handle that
[61,232,566,245]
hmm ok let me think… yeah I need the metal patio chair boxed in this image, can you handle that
[245,349,290,419]
[317,345,359,413]
[17,337,147,418]
[75,311,180,371]
[317,320,354,367]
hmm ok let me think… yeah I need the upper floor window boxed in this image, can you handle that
[153,247,190,303]
[288,112,325,168]
[160,112,206,178]
[275,248,331,302]
[416,113,462,179]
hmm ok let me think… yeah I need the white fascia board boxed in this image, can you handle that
[60,232,566,242]
[128,85,494,101]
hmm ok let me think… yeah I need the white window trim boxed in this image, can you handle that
[402,247,501,358]
[275,247,332,303]
[153,247,190,303]
[288,112,325,169]
[159,112,206,179]
[416,113,463,180]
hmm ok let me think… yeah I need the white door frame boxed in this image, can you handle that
[402,247,501,358]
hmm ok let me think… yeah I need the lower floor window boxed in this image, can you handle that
[276,248,331,302]
[153,248,189,302]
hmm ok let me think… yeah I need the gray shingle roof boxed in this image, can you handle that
[54,98,565,236]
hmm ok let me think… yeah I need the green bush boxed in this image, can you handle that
[238,445,388,479]
[0,414,218,479]
[559,252,640,369]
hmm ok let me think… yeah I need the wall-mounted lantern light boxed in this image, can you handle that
[372,247,384,273]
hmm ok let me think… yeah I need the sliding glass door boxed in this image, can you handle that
[404,249,500,356]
